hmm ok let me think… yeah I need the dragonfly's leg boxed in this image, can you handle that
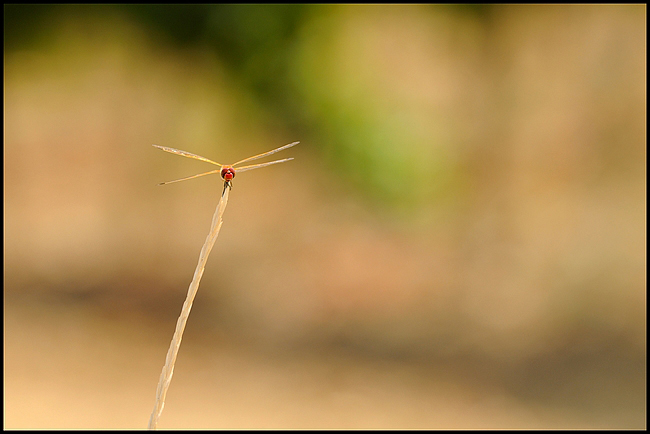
[222,180,232,196]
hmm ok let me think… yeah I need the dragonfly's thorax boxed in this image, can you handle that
[221,166,235,181]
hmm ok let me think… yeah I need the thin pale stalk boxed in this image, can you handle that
[148,183,231,430]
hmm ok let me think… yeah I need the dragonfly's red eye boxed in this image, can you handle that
[221,167,235,181]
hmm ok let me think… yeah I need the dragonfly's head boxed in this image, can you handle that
[220,166,236,182]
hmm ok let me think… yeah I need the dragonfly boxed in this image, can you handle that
[153,141,299,190]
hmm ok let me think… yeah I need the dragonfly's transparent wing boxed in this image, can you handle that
[235,158,294,173]
[157,169,221,185]
[153,144,223,166]
[232,141,299,167]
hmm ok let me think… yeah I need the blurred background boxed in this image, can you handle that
[4,4,646,429]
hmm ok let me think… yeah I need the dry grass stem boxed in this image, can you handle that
[148,183,231,430]
[148,141,297,429]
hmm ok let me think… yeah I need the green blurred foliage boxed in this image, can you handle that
[5,4,486,211]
